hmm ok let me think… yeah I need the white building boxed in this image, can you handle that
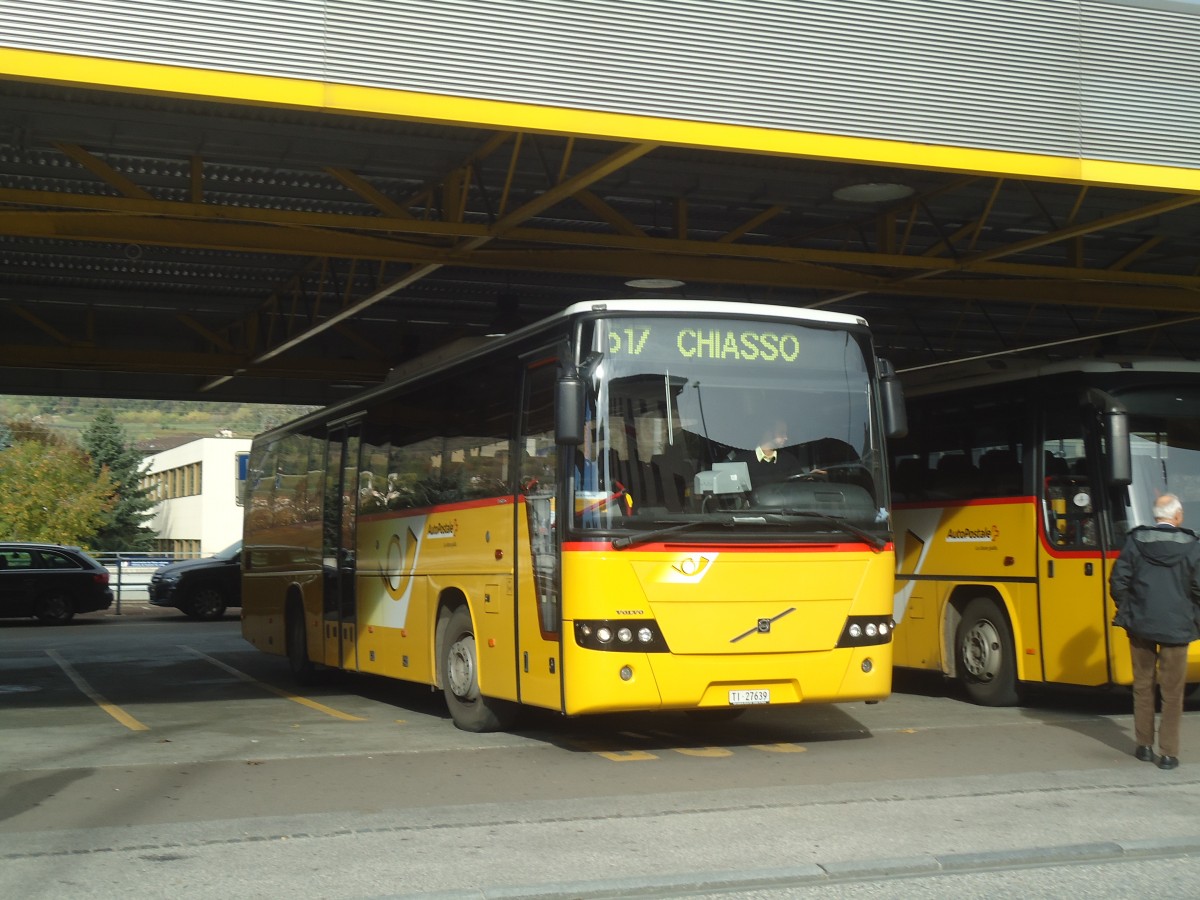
[142,437,251,556]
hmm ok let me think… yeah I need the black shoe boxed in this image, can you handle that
[1135,745,1155,762]
[1158,755,1179,770]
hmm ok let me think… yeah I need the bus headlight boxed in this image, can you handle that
[574,619,670,653]
[837,616,895,648]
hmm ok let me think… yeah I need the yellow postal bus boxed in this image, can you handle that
[241,298,906,730]
[890,358,1200,704]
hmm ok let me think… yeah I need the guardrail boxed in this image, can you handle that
[95,552,201,614]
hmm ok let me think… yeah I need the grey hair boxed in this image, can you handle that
[1154,493,1183,521]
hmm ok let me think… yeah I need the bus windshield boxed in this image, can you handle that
[574,315,887,537]
[1119,385,1200,529]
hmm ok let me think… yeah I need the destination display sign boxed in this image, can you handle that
[603,318,808,365]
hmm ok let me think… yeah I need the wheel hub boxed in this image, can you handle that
[447,636,477,700]
[962,619,1001,682]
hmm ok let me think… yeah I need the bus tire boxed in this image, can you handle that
[441,605,517,733]
[955,597,1020,707]
[286,604,321,686]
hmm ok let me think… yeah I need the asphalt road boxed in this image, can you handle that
[2,607,1199,898]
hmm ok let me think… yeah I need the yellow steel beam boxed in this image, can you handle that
[574,189,647,237]
[176,312,237,354]
[52,142,153,200]
[0,343,389,380]
[961,193,1200,266]
[4,206,1200,298]
[2,301,79,346]
[326,167,414,219]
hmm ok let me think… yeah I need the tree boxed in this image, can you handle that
[81,409,157,550]
[0,421,115,545]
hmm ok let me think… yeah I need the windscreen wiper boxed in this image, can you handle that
[759,510,889,552]
[611,518,740,550]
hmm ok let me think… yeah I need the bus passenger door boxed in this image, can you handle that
[515,358,564,711]
[1037,427,1110,686]
[322,422,361,671]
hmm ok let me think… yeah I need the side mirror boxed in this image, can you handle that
[555,373,585,445]
[1105,410,1132,486]
[1082,388,1131,486]
[878,358,908,439]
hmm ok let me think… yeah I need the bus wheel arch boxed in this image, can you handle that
[436,593,517,733]
[948,590,1021,707]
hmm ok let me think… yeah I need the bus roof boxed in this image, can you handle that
[900,355,1200,396]
[554,297,867,328]
[255,297,872,441]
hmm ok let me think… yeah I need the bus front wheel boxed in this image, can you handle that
[955,597,1020,707]
[441,605,516,733]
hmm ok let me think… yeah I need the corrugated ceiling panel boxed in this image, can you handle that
[0,0,327,77]
[1081,1,1200,167]
[1,1,1198,167]
[329,0,1081,156]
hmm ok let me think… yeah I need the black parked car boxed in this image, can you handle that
[0,543,115,625]
[148,540,241,620]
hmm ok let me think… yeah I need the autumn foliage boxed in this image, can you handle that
[0,421,116,547]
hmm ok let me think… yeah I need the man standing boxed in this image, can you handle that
[1109,493,1200,770]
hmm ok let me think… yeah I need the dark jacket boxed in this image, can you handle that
[1109,524,1200,645]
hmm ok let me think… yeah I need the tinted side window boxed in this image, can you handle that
[375,355,519,508]
[891,388,1028,501]
[0,549,35,570]
[37,551,82,570]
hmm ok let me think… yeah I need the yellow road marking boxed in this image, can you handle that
[673,746,734,757]
[45,649,149,732]
[750,743,808,753]
[181,647,367,721]
[595,749,658,761]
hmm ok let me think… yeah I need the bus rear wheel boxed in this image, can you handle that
[955,597,1020,706]
[441,605,516,733]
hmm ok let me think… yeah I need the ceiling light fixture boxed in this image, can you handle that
[832,182,915,203]
[624,278,686,290]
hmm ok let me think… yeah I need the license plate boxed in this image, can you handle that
[728,689,770,706]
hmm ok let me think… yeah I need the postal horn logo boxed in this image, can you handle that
[668,554,716,582]
[383,527,420,600]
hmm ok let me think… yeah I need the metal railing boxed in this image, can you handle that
[95,551,201,614]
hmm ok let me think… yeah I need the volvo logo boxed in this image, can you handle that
[730,607,796,643]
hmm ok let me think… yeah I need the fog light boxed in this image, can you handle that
[597,626,613,643]
[617,627,633,643]
[620,665,633,681]
[637,627,653,643]
[848,623,862,638]
[579,624,592,636]
[861,658,873,673]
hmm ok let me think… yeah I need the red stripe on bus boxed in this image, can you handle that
[894,496,1036,511]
